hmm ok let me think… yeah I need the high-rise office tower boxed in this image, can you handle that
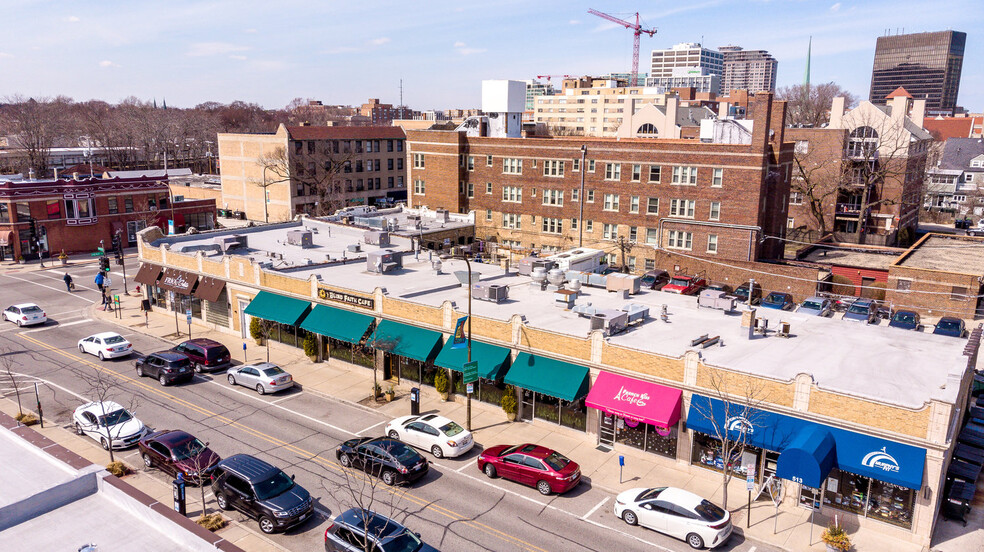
[719,46,778,93]
[869,30,966,114]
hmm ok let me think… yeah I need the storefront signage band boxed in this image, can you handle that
[162,272,192,291]
[862,447,900,473]
[318,287,374,310]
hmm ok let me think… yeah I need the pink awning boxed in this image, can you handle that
[585,371,682,429]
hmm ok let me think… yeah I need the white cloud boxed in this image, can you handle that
[0,52,14,59]
[244,28,258,34]
[453,41,486,55]
[98,60,119,68]
[368,37,390,46]
[65,15,80,22]
[569,19,580,25]
[186,42,248,57]
[324,46,359,55]
[453,41,466,48]
[229,55,247,60]
[830,2,842,11]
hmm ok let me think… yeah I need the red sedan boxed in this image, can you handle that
[477,443,581,495]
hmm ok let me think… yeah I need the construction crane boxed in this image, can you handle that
[535,74,574,82]
[587,8,657,86]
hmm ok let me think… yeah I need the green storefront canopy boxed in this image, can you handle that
[370,320,443,362]
[504,353,590,402]
[434,339,511,380]
[300,304,375,344]
[243,291,312,326]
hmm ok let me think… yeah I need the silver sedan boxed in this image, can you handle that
[226,362,294,395]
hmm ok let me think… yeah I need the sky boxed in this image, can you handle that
[1,0,981,112]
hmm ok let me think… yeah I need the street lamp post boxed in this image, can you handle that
[441,252,473,431]
[262,165,273,223]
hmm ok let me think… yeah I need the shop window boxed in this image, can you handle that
[46,200,61,219]
[0,203,8,223]
[691,432,761,476]
[107,198,118,214]
[124,198,134,213]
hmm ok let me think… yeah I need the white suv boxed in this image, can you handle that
[385,413,474,458]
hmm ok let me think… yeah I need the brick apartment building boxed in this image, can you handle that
[218,124,407,222]
[406,93,793,271]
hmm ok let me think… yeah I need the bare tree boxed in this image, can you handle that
[790,136,847,237]
[777,83,858,127]
[255,142,356,220]
[71,365,141,464]
[0,95,72,175]
[0,345,27,420]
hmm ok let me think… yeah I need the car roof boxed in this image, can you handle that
[10,303,40,308]
[336,508,407,538]
[79,401,124,414]
[656,487,705,509]
[851,298,874,306]
[417,413,455,427]
[216,454,278,481]
[802,296,827,302]
[89,332,124,339]
[938,316,963,322]
[185,338,224,347]
[243,362,279,370]
[511,443,555,459]
[152,351,190,362]
[152,430,195,446]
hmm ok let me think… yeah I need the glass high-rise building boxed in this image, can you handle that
[869,30,966,114]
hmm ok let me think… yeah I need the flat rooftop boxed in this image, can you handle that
[800,246,902,271]
[896,234,984,275]
[152,220,974,410]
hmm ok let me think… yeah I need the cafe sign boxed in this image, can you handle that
[318,286,374,310]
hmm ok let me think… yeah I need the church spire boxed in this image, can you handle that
[804,36,812,87]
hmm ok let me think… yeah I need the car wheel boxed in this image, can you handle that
[258,516,276,534]
[142,453,153,469]
[431,445,444,458]
[339,454,351,467]
[16,320,21,327]
[536,480,552,496]
[137,365,144,377]
[100,437,110,450]
[194,363,204,374]
[256,384,265,395]
[216,493,231,510]
[227,374,236,386]
[484,464,497,478]
[159,374,168,386]
[388,430,400,440]
[622,510,638,526]
[686,533,705,549]
[79,344,85,353]
[98,352,104,361]
[381,470,397,486]
[75,422,85,436]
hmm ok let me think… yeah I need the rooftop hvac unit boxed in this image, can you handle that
[213,234,248,252]
[364,230,391,246]
[518,257,555,276]
[434,208,450,222]
[472,282,508,303]
[367,250,403,273]
[347,243,362,253]
[590,310,628,336]
[286,229,313,248]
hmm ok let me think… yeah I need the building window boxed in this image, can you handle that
[647,197,659,215]
[486,155,493,167]
[629,226,638,241]
[542,189,564,206]
[644,259,655,271]
[413,179,425,195]
[387,158,394,171]
[124,198,134,213]
[667,230,693,250]
[627,256,636,272]
[15,202,30,222]
[0,203,9,223]
[570,218,578,230]
[603,223,618,240]
[707,234,718,254]
[107,198,118,214]
[486,182,493,194]
[790,192,804,205]
[629,196,640,214]
[46,200,61,219]
[631,164,642,182]
[951,286,968,301]
[485,209,492,221]
[709,201,721,221]
[572,158,580,172]
[603,194,620,211]
[571,189,579,202]
[467,156,475,171]
[896,278,911,291]
[787,217,795,229]
[503,213,522,229]
[65,198,94,219]
[542,217,563,234]
[672,166,698,185]
[586,190,595,203]
[645,228,658,244]
[543,160,564,177]
[412,153,425,169]
[585,220,593,232]
[502,186,522,203]
[587,159,596,172]
[467,182,474,198]
[605,163,621,181]
[387,140,394,152]
[397,158,403,170]
[148,197,157,210]
[847,126,879,157]
[711,168,723,187]
[669,199,695,218]
[649,165,661,182]
[502,158,523,174]
[794,140,809,154]
[396,141,403,152]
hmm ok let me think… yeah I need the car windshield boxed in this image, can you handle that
[379,530,423,552]
[22,306,42,313]
[253,470,294,500]
[99,409,132,427]
[640,275,655,285]
[764,294,783,303]
[937,319,961,331]
[439,421,465,437]
[104,335,126,344]
[848,303,869,315]
[669,277,689,287]
[261,366,286,377]
[390,442,421,466]
[893,312,916,324]
[500,445,521,457]
[637,487,666,501]
[695,499,727,522]
[734,287,749,296]
[172,438,207,461]
[542,451,571,471]
[801,301,823,310]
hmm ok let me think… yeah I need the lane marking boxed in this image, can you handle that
[355,420,387,435]
[206,380,357,437]
[456,462,473,473]
[2,273,96,303]
[10,371,90,403]
[581,516,671,551]
[270,393,300,404]
[23,320,90,333]
[582,497,609,520]
[47,310,85,318]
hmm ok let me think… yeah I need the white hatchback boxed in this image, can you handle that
[2,303,46,326]
[78,332,133,360]
[72,401,147,450]
[614,486,732,549]
[385,413,474,459]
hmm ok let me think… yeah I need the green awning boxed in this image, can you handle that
[434,338,511,380]
[504,353,590,402]
[300,304,375,344]
[370,320,443,362]
[243,291,312,326]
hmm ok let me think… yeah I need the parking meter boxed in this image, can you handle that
[173,472,186,515]
[410,387,420,415]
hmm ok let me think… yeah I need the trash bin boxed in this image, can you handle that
[410,387,420,416]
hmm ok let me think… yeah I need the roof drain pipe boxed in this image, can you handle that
[578,144,587,247]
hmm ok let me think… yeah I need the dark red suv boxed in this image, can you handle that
[171,338,231,373]
[138,429,220,484]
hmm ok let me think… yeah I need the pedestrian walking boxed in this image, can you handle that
[63,273,74,292]
[94,271,105,292]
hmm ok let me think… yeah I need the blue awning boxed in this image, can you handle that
[687,395,926,490]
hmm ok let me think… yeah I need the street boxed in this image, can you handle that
[0,261,782,552]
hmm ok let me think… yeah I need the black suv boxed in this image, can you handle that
[211,454,313,534]
[324,508,438,552]
[336,437,429,486]
[135,351,194,386]
[171,338,232,373]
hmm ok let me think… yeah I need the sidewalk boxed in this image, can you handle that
[67,285,983,552]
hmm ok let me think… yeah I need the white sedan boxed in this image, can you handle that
[78,332,133,360]
[614,487,732,549]
[73,401,147,450]
[385,413,474,459]
[2,303,46,326]
[226,362,294,395]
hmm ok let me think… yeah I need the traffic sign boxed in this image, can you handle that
[186,308,192,324]
[746,474,755,491]
[462,361,479,384]
[466,383,474,394]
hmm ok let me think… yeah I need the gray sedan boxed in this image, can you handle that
[226,362,294,395]
[796,296,832,317]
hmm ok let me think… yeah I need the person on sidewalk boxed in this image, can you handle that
[63,273,74,292]
[101,289,113,311]
[94,271,104,292]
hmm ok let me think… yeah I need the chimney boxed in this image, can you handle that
[911,99,926,127]
[770,99,788,146]
[750,93,773,151]
[890,94,910,121]
[28,168,35,180]
[718,101,731,119]
[829,97,846,128]
[662,95,679,138]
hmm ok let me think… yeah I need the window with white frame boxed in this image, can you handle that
[467,182,474,198]
[646,197,659,215]
[790,192,804,205]
[787,217,795,229]
[667,230,693,250]
[672,166,697,185]
[649,165,661,182]
[709,201,721,221]
[542,217,563,234]
[629,196,640,213]
[605,163,621,181]
[585,220,593,232]
[502,158,522,174]
[711,168,723,187]
[669,199,695,217]
[571,218,578,230]
[587,159,596,172]
[413,179,425,195]
[542,189,564,206]
[966,173,975,183]
[486,155,493,167]
[707,234,718,253]
[645,228,658,244]
[603,193,620,211]
[571,188,579,201]
[486,182,493,194]
[603,223,618,240]
[503,213,522,229]
[644,259,655,271]
[543,160,564,177]
[485,209,492,221]
[572,158,580,171]
[502,186,522,203]
[629,226,638,241]
[631,165,641,182]
[586,190,595,202]
[627,256,637,272]
[412,153,425,169]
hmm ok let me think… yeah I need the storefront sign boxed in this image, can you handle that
[317,287,374,310]
[159,269,196,294]
[726,415,755,435]
[612,385,650,407]
[862,447,900,473]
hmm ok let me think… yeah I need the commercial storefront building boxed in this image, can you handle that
[136,216,980,549]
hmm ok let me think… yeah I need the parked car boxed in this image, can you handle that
[955,217,973,230]
[477,443,581,496]
[842,299,879,324]
[336,437,429,486]
[211,453,313,534]
[2,303,46,326]
[135,351,194,386]
[761,292,794,310]
[78,332,133,360]
[227,362,294,395]
[614,486,732,549]
[933,317,967,338]
[888,310,922,331]
[662,274,707,295]
[324,508,439,552]
[138,429,220,482]
[640,270,671,291]
[171,338,231,373]
[385,414,474,459]
[73,401,147,450]
[703,282,732,294]
[732,282,762,304]
[796,297,832,317]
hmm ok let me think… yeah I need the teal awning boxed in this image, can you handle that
[371,320,443,362]
[243,291,312,326]
[434,338,511,380]
[504,353,589,402]
[300,304,374,344]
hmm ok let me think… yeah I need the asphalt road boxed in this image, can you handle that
[0,261,784,552]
